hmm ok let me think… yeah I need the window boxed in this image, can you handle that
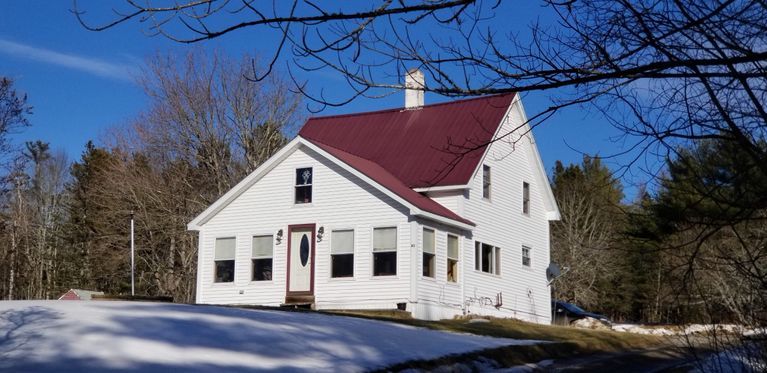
[522,245,531,267]
[523,182,530,214]
[447,235,459,282]
[482,165,491,199]
[422,228,435,278]
[474,241,501,275]
[373,227,397,276]
[331,230,354,278]
[252,235,273,281]
[295,167,312,204]
[214,237,236,283]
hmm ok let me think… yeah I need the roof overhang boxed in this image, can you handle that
[412,184,470,193]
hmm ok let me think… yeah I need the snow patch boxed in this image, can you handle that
[692,345,766,373]
[611,323,765,337]
[571,317,610,330]
[0,301,541,372]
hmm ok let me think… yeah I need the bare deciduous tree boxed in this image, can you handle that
[550,157,623,309]
[93,50,302,302]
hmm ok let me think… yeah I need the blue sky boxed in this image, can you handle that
[0,1,645,200]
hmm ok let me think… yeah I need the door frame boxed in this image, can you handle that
[286,223,316,296]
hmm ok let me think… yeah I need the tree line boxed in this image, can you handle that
[551,141,766,328]
[0,50,301,303]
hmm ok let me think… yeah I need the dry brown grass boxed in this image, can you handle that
[326,310,665,354]
[326,310,676,371]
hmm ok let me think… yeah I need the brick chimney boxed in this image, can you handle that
[405,68,425,109]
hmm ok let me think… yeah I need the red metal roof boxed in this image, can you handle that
[309,140,475,226]
[299,93,516,188]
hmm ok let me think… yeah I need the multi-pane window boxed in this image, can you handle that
[523,182,530,214]
[214,237,236,283]
[331,230,354,278]
[373,227,397,276]
[252,235,273,281]
[447,234,459,282]
[522,246,531,267]
[482,165,491,199]
[475,241,501,275]
[295,167,313,204]
[422,228,435,278]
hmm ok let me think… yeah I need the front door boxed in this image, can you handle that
[287,225,315,295]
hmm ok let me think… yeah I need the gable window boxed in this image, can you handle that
[214,237,236,283]
[331,230,354,278]
[295,167,313,204]
[373,227,397,276]
[523,182,530,214]
[482,165,491,199]
[522,245,531,267]
[447,234,459,282]
[474,241,501,275]
[252,235,273,281]
[422,228,435,278]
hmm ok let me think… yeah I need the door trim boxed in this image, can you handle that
[286,223,316,296]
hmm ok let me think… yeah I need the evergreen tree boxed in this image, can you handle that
[61,141,120,293]
[640,138,767,325]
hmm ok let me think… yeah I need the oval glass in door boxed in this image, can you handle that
[300,234,310,267]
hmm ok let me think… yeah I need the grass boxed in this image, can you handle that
[326,310,672,372]
[327,310,665,353]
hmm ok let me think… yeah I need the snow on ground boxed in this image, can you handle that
[691,345,767,373]
[0,301,540,372]
[612,323,764,337]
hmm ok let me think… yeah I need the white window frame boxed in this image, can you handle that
[447,234,459,283]
[522,245,532,267]
[251,235,274,282]
[372,227,398,277]
[213,237,236,283]
[482,165,491,199]
[294,167,313,204]
[522,181,530,215]
[330,229,355,279]
[474,241,501,275]
[422,227,436,278]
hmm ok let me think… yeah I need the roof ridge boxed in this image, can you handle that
[305,92,515,121]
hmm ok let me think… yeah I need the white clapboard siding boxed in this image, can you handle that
[460,100,553,324]
[197,144,411,307]
[414,219,463,317]
[427,190,464,215]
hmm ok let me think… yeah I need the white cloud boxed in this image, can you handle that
[0,37,137,82]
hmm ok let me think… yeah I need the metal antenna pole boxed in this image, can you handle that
[131,211,135,296]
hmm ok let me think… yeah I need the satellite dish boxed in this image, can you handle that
[546,262,561,281]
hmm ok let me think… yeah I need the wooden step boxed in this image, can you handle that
[283,295,315,307]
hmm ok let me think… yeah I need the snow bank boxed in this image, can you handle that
[0,301,539,372]
[571,317,610,330]
[612,323,764,337]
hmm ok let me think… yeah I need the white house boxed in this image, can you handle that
[188,71,560,323]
